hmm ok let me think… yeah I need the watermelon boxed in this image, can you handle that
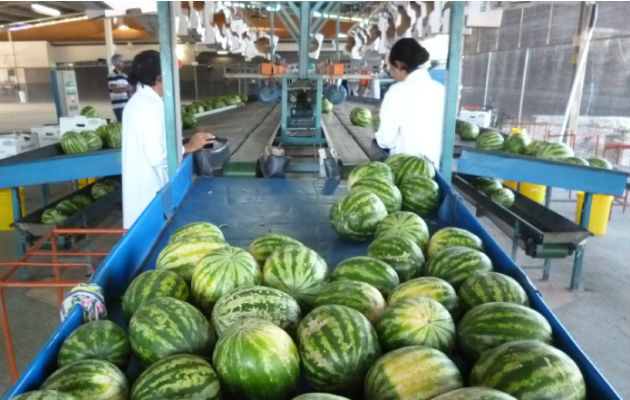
[399,175,440,216]
[128,297,215,366]
[427,227,484,258]
[458,122,480,141]
[80,130,103,151]
[122,270,189,318]
[105,122,121,148]
[298,305,381,393]
[80,105,98,117]
[383,154,411,176]
[367,235,425,282]
[90,181,115,199]
[248,233,303,265]
[350,107,372,127]
[525,140,548,156]
[476,131,504,151]
[213,319,300,400]
[537,141,574,159]
[292,394,350,400]
[155,238,227,282]
[432,387,518,400]
[322,98,333,113]
[374,211,430,252]
[458,271,528,310]
[563,156,590,166]
[55,199,80,216]
[182,113,198,129]
[40,208,67,225]
[474,177,503,194]
[588,156,613,169]
[377,297,455,353]
[489,187,515,208]
[240,93,249,103]
[503,133,531,154]
[71,194,93,208]
[329,190,388,241]
[11,391,77,400]
[168,222,226,244]
[130,354,220,400]
[313,280,386,323]
[58,320,129,369]
[332,256,400,297]
[350,178,402,214]
[211,285,302,336]
[60,131,89,154]
[425,246,493,288]
[470,340,586,400]
[42,359,128,400]
[95,124,109,141]
[262,244,329,307]
[387,277,459,317]
[191,245,262,314]
[364,346,463,400]
[458,302,553,359]
[347,162,394,187]
[394,155,436,184]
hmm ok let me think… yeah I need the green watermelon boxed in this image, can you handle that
[240,94,249,103]
[432,388,518,400]
[168,222,226,244]
[95,124,109,142]
[90,181,115,199]
[503,133,531,154]
[476,131,504,151]
[374,211,430,252]
[60,131,89,154]
[367,235,425,281]
[262,244,329,307]
[298,305,381,393]
[364,346,463,400]
[587,157,613,169]
[537,142,574,159]
[458,271,528,310]
[399,175,440,216]
[130,354,220,400]
[128,297,215,366]
[332,256,400,297]
[105,122,121,148]
[322,98,333,114]
[313,280,386,323]
[525,140,548,156]
[42,359,128,400]
[122,270,189,318]
[211,285,302,336]
[11,391,77,400]
[248,233,303,265]
[474,177,503,194]
[55,199,80,216]
[329,190,388,241]
[71,194,93,208]
[470,340,586,400]
[384,154,411,176]
[350,178,402,214]
[213,319,300,400]
[182,113,198,129]
[458,122,480,141]
[191,245,262,314]
[155,239,227,282]
[425,246,493,288]
[40,208,67,225]
[80,105,98,118]
[458,302,553,359]
[394,155,436,184]
[489,187,515,208]
[58,320,129,369]
[80,130,103,151]
[292,394,350,400]
[427,227,484,258]
[563,156,590,166]
[350,107,372,127]
[387,277,459,317]
[347,162,394,187]
[377,297,455,353]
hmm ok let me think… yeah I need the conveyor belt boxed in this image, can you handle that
[321,112,370,166]
[332,101,388,161]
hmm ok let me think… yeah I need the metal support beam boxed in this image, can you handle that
[104,18,115,70]
[278,8,298,42]
[483,52,492,107]
[517,48,530,122]
[298,1,311,79]
[312,2,337,33]
[335,4,340,61]
[270,10,275,59]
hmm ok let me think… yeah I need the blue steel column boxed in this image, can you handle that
[270,9,275,60]
[439,2,465,183]
[298,1,311,79]
[158,1,180,177]
[11,187,25,261]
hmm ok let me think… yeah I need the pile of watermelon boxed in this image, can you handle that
[182,95,246,130]
[60,122,120,155]
[473,177,515,208]
[40,179,118,225]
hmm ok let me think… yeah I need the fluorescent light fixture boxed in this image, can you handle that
[217,50,229,55]
[117,24,130,30]
[31,3,61,17]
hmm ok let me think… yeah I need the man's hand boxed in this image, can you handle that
[184,132,215,153]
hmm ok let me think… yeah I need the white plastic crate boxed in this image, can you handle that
[31,125,61,148]
[0,132,38,160]
[59,116,107,135]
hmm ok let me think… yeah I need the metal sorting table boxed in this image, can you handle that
[5,155,621,399]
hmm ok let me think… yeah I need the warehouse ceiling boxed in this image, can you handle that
[0,1,109,24]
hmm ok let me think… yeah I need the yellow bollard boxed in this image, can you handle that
[519,182,546,203]
[0,188,26,230]
[576,192,613,235]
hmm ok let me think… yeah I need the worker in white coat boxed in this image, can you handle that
[375,38,445,165]
[122,50,213,228]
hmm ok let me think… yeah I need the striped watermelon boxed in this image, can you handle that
[58,320,129,369]
[55,200,80,216]
[427,227,484,257]
[399,175,440,216]
[91,181,116,199]
[60,131,89,154]
[470,340,586,400]
[248,233,303,265]
[432,388,517,400]
[367,235,425,282]
[347,162,394,187]
[503,133,531,154]
[458,271,528,310]
[537,142,574,159]
[425,246,493,288]
[168,222,225,244]
[71,193,93,208]
[128,297,215,366]
[350,178,402,214]
[475,131,504,151]
[122,269,189,318]
[588,156,613,169]
[458,122,480,141]
[332,256,400,297]
[213,319,300,400]
[364,346,463,400]
[474,177,503,195]
[384,154,411,176]
[457,302,553,359]
[95,124,109,142]
[313,280,386,323]
[155,239,227,282]
[130,354,220,400]
[42,359,128,400]
[329,190,388,241]
[105,122,122,148]
[211,285,302,336]
[80,105,98,117]
[350,107,372,127]
[489,187,515,208]
[375,211,429,253]
[80,130,103,151]
[387,277,459,317]
[41,208,67,225]
[191,245,262,314]
[298,305,381,393]
[524,140,549,156]
[292,394,351,400]
[262,245,329,307]
[394,155,435,184]
[11,391,76,400]
[377,297,455,353]
[563,156,590,166]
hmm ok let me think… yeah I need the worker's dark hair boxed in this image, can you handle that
[389,38,430,71]
[128,50,161,87]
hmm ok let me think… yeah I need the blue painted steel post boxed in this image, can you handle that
[158,1,181,177]
[270,9,275,60]
[580,192,594,230]
[11,188,24,257]
[298,1,311,79]
[336,4,340,60]
[439,2,465,183]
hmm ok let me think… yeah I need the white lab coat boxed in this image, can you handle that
[375,68,445,165]
[121,84,169,228]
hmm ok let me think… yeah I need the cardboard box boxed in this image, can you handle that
[0,132,38,160]
[59,116,107,135]
[458,109,493,128]
[31,124,61,148]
